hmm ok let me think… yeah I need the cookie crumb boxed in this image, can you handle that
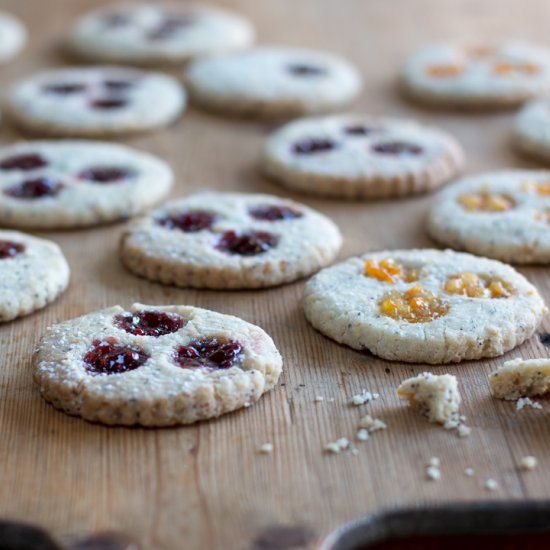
[457,424,472,437]
[356,429,370,442]
[428,456,440,468]
[258,443,273,454]
[324,437,350,454]
[517,397,543,411]
[464,467,475,477]
[358,414,387,432]
[314,395,325,402]
[519,455,538,471]
[426,466,441,481]
[485,478,499,491]
[350,390,379,406]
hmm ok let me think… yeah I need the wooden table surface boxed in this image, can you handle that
[2,0,550,549]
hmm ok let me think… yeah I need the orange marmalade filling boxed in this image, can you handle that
[523,181,550,195]
[425,63,465,77]
[458,192,515,212]
[492,61,540,75]
[466,45,495,58]
[444,272,513,299]
[364,259,421,284]
[380,285,448,323]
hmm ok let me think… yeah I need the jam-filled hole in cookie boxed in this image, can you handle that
[78,166,136,183]
[147,15,195,40]
[444,272,513,299]
[380,285,449,323]
[4,178,64,200]
[424,64,465,77]
[371,141,423,155]
[343,125,379,136]
[157,211,218,233]
[458,192,516,212]
[0,153,48,171]
[114,310,187,337]
[287,64,327,76]
[364,259,421,284]
[292,138,336,154]
[42,83,87,95]
[83,338,149,376]
[248,204,303,221]
[89,98,129,110]
[0,240,25,259]
[492,61,540,75]
[525,181,550,196]
[215,230,279,256]
[174,338,244,370]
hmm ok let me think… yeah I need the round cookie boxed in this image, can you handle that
[428,170,550,263]
[304,249,546,364]
[0,230,70,322]
[262,114,464,199]
[8,66,185,137]
[401,41,550,108]
[513,99,550,162]
[120,192,342,289]
[34,303,282,426]
[0,140,172,229]
[184,46,362,117]
[0,11,26,63]
[68,2,254,65]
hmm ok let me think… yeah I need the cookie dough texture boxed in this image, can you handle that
[8,66,186,137]
[33,304,283,426]
[401,41,550,108]
[0,10,26,63]
[184,46,362,117]
[428,170,550,263]
[69,2,254,65]
[514,100,550,162]
[397,372,460,425]
[262,114,464,199]
[303,249,546,364]
[489,358,550,400]
[120,192,342,289]
[0,140,172,229]
[0,230,70,322]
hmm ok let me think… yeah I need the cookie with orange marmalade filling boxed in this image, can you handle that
[303,249,545,364]
[401,41,550,108]
[428,170,550,263]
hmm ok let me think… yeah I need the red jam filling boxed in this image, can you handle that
[287,64,326,76]
[344,125,377,136]
[174,338,243,369]
[147,16,194,40]
[0,153,48,171]
[157,211,217,232]
[42,83,87,94]
[292,139,336,154]
[216,230,278,256]
[83,338,149,375]
[114,310,186,337]
[371,141,423,155]
[90,98,128,109]
[78,166,135,183]
[103,80,135,90]
[248,204,303,221]
[0,240,25,259]
[4,178,63,199]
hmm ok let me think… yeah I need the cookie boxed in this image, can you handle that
[184,46,362,117]
[427,170,550,264]
[262,114,464,199]
[33,303,282,426]
[0,230,70,322]
[8,66,185,137]
[68,2,254,65]
[303,249,546,364]
[0,11,26,63]
[401,41,550,108]
[513,99,550,162]
[0,140,172,229]
[489,358,550,400]
[120,192,342,289]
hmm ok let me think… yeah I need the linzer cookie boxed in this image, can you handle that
[120,192,342,289]
[0,141,172,229]
[184,46,362,117]
[303,249,545,364]
[262,114,463,199]
[68,2,254,65]
[428,170,550,263]
[8,66,185,137]
[513,99,550,162]
[0,230,70,322]
[401,41,550,108]
[0,10,26,63]
[33,304,282,426]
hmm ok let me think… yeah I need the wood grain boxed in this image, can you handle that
[1,1,550,549]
